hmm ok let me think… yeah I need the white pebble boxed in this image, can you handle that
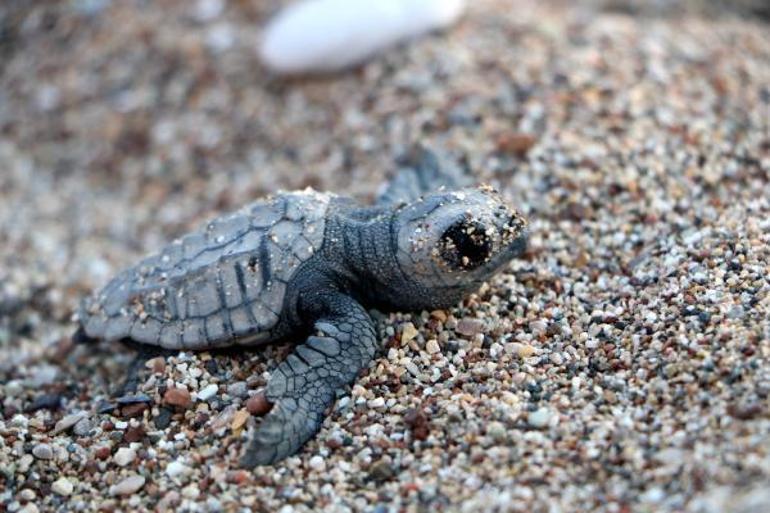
[197,384,219,401]
[166,460,191,478]
[308,455,326,471]
[528,408,552,429]
[114,447,136,467]
[426,339,441,355]
[51,477,74,496]
[260,0,466,74]
[109,475,145,496]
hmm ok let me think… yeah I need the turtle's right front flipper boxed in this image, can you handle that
[240,292,378,468]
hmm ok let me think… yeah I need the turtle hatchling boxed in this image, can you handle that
[74,147,528,467]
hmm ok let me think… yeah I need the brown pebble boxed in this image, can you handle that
[495,132,537,157]
[430,310,448,322]
[146,357,166,374]
[163,387,192,409]
[123,425,146,443]
[95,446,112,460]
[246,392,272,416]
[120,403,148,418]
[455,318,485,337]
[226,470,250,485]
[403,408,429,441]
[326,438,342,450]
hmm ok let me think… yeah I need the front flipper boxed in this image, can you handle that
[240,294,377,467]
[376,145,474,206]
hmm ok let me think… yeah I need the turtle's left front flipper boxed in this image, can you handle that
[240,293,378,468]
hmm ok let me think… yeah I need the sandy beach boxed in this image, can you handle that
[1,1,769,511]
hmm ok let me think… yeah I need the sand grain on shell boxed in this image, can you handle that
[1,1,769,512]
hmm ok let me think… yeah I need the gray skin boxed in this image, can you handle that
[76,148,528,467]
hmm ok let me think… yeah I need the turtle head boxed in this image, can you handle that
[391,186,527,308]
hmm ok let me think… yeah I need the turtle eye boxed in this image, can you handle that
[439,220,493,270]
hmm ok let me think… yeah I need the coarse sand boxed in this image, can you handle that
[1,1,769,512]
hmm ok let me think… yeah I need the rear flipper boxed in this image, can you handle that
[73,325,173,398]
[72,325,98,345]
[240,293,377,467]
[115,342,175,398]
[376,145,475,206]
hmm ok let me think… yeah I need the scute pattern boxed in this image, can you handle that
[80,189,332,349]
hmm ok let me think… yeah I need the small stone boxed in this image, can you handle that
[121,403,148,418]
[164,387,192,408]
[52,412,87,435]
[114,447,136,467]
[94,446,112,460]
[401,322,418,343]
[430,310,447,322]
[166,460,190,478]
[486,421,507,443]
[455,318,485,337]
[109,475,145,496]
[496,132,537,157]
[368,397,385,409]
[517,344,536,358]
[308,455,325,471]
[73,417,93,437]
[231,409,250,430]
[404,408,429,441]
[246,393,272,416]
[425,339,441,355]
[51,477,74,496]
[197,384,218,401]
[368,460,394,482]
[124,425,146,443]
[146,356,166,373]
[227,382,248,398]
[32,443,53,460]
[154,408,173,429]
[528,408,552,429]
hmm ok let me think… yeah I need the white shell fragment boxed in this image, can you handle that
[259,0,466,74]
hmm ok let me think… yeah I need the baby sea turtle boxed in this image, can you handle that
[74,147,528,467]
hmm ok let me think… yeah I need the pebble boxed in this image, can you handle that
[32,444,53,460]
[245,393,272,416]
[197,384,218,401]
[72,417,93,436]
[166,460,190,478]
[231,409,250,431]
[455,319,485,337]
[528,408,552,429]
[401,322,418,343]
[486,421,507,443]
[308,455,326,471]
[51,477,74,496]
[367,397,385,409]
[109,475,145,496]
[259,0,466,74]
[227,382,248,398]
[154,408,173,429]
[425,339,441,355]
[517,344,536,358]
[52,412,88,435]
[163,387,192,408]
[114,447,136,467]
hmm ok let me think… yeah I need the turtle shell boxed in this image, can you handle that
[79,189,332,349]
